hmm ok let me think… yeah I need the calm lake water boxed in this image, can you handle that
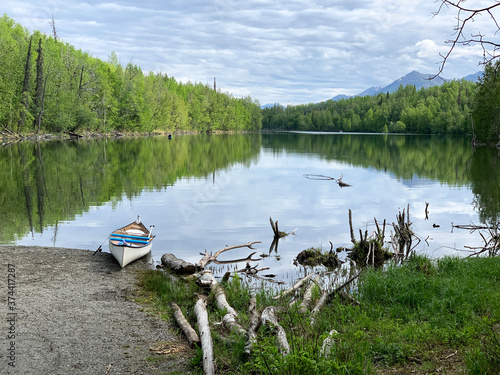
[1,132,498,283]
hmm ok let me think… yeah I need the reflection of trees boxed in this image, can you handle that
[470,147,500,223]
[263,133,474,185]
[35,142,47,233]
[263,133,499,224]
[0,134,261,242]
[18,144,34,237]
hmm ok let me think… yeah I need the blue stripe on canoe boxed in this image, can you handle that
[110,237,151,244]
[111,233,150,240]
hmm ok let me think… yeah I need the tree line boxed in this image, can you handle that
[262,68,500,145]
[262,80,477,135]
[2,14,500,145]
[0,15,262,135]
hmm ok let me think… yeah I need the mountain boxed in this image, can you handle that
[262,70,483,108]
[382,70,447,92]
[356,86,383,97]
[464,71,483,82]
[331,70,483,101]
[261,102,283,109]
[330,94,352,101]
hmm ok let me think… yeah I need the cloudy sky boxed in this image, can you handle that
[2,0,496,104]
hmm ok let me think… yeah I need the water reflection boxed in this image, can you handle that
[0,133,498,283]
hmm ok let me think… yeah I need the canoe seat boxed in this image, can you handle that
[112,233,150,240]
[110,237,150,244]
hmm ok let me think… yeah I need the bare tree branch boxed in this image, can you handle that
[197,241,262,268]
[432,1,500,78]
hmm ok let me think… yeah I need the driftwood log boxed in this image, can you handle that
[245,294,261,354]
[327,271,362,300]
[273,273,316,300]
[171,302,200,348]
[310,289,328,325]
[161,253,196,274]
[310,271,362,325]
[261,306,290,356]
[63,131,83,140]
[194,296,215,375]
[198,270,246,335]
[320,329,339,357]
[298,274,320,314]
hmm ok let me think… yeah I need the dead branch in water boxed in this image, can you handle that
[304,173,351,187]
[269,217,296,253]
[392,204,421,261]
[347,210,392,267]
[197,241,262,269]
[270,217,296,239]
[454,221,500,257]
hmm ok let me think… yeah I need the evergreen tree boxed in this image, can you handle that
[472,62,500,145]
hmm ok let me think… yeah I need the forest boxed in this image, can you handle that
[262,80,477,135]
[262,64,500,146]
[2,14,500,145]
[0,15,262,135]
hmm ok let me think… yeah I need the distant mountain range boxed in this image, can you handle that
[262,70,483,108]
[330,70,483,101]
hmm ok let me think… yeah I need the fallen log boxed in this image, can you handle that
[244,294,261,354]
[320,329,339,357]
[298,274,320,314]
[161,253,196,275]
[338,290,360,306]
[273,273,316,300]
[63,131,83,140]
[198,270,246,335]
[261,306,290,356]
[194,296,215,375]
[310,289,328,325]
[171,302,200,348]
[326,271,362,301]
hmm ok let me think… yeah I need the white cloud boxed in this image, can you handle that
[1,0,491,104]
[415,39,442,58]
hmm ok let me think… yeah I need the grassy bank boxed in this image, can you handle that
[137,255,500,374]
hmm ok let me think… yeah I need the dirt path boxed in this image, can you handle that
[0,246,192,374]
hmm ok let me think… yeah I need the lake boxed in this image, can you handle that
[1,132,498,283]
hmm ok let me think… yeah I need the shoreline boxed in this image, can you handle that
[0,129,260,145]
[0,245,191,374]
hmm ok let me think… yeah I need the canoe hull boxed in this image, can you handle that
[109,241,152,268]
[108,220,154,268]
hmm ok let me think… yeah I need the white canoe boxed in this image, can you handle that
[108,219,155,268]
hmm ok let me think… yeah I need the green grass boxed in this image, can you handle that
[138,255,500,374]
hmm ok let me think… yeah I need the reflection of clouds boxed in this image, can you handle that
[13,147,485,283]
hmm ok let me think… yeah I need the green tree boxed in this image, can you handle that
[472,62,500,145]
[17,35,33,132]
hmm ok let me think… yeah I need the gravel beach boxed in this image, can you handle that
[0,246,192,375]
